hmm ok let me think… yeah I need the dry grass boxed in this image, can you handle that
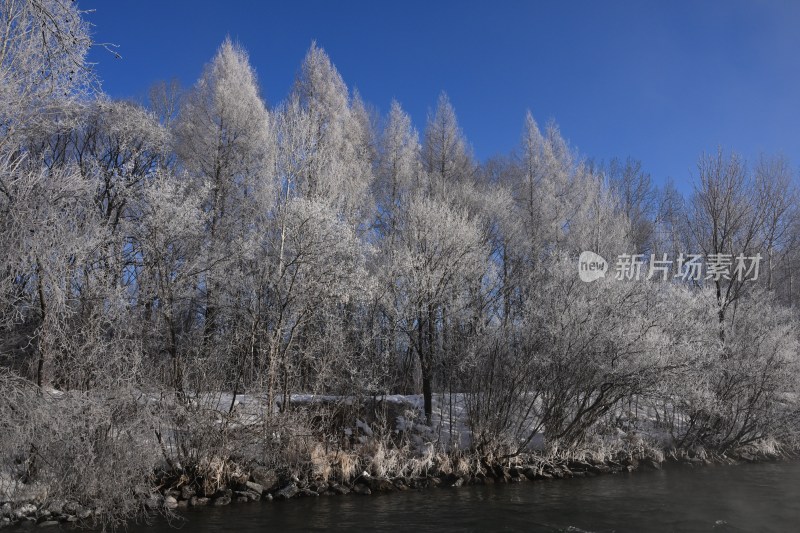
[309,443,361,482]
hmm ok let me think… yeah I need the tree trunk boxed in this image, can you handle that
[421,356,433,425]
[36,259,47,388]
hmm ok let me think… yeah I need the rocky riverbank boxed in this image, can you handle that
[2,445,794,529]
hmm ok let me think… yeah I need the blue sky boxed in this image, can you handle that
[81,1,799,191]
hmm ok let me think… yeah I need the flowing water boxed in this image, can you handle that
[128,461,800,532]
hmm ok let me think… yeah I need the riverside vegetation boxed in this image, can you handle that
[1,1,800,529]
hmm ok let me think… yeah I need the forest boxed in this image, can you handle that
[1,0,799,527]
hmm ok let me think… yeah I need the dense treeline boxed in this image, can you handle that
[2,1,800,524]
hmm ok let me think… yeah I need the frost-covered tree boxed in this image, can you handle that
[388,194,488,422]
[496,112,630,325]
[0,159,95,386]
[604,157,657,254]
[672,287,800,451]
[260,197,368,408]
[376,99,422,237]
[129,171,209,393]
[286,42,374,223]
[23,99,170,228]
[0,0,92,150]
[688,149,773,345]
[423,92,474,193]
[652,177,688,259]
[753,154,797,293]
[175,38,276,348]
[513,112,569,251]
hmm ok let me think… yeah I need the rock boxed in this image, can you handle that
[235,496,249,503]
[366,477,395,493]
[275,483,299,500]
[622,457,639,469]
[144,495,163,510]
[299,488,319,497]
[62,502,81,515]
[44,501,64,516]
[311,482,329,493]
[331,484,350,495]
[189,496,209,507]
[230,474,249,489]
[263,493,273,502]
[491,464,512,482]
[643,459,662,470]
[412,477,432,488]
[589,464,612,475]
[441,473,457,486]
[234,490,261,502]
[180,486,196,501]
[568,461,590,472]
[211,488,233,504]
[451,476,464,488]
[522,467,538,481]
[164,496,178,509]
[244,481,264,495]
[37,521,59,528]
[77,509,93,520]
[14,504,37,519]
[352,484,371,495]
[392,479,409,491]
[212,495,231,506]
[250,468,279,492]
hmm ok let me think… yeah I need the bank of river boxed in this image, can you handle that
[126,460,800,532]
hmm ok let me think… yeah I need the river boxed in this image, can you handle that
[128,461,800,532]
